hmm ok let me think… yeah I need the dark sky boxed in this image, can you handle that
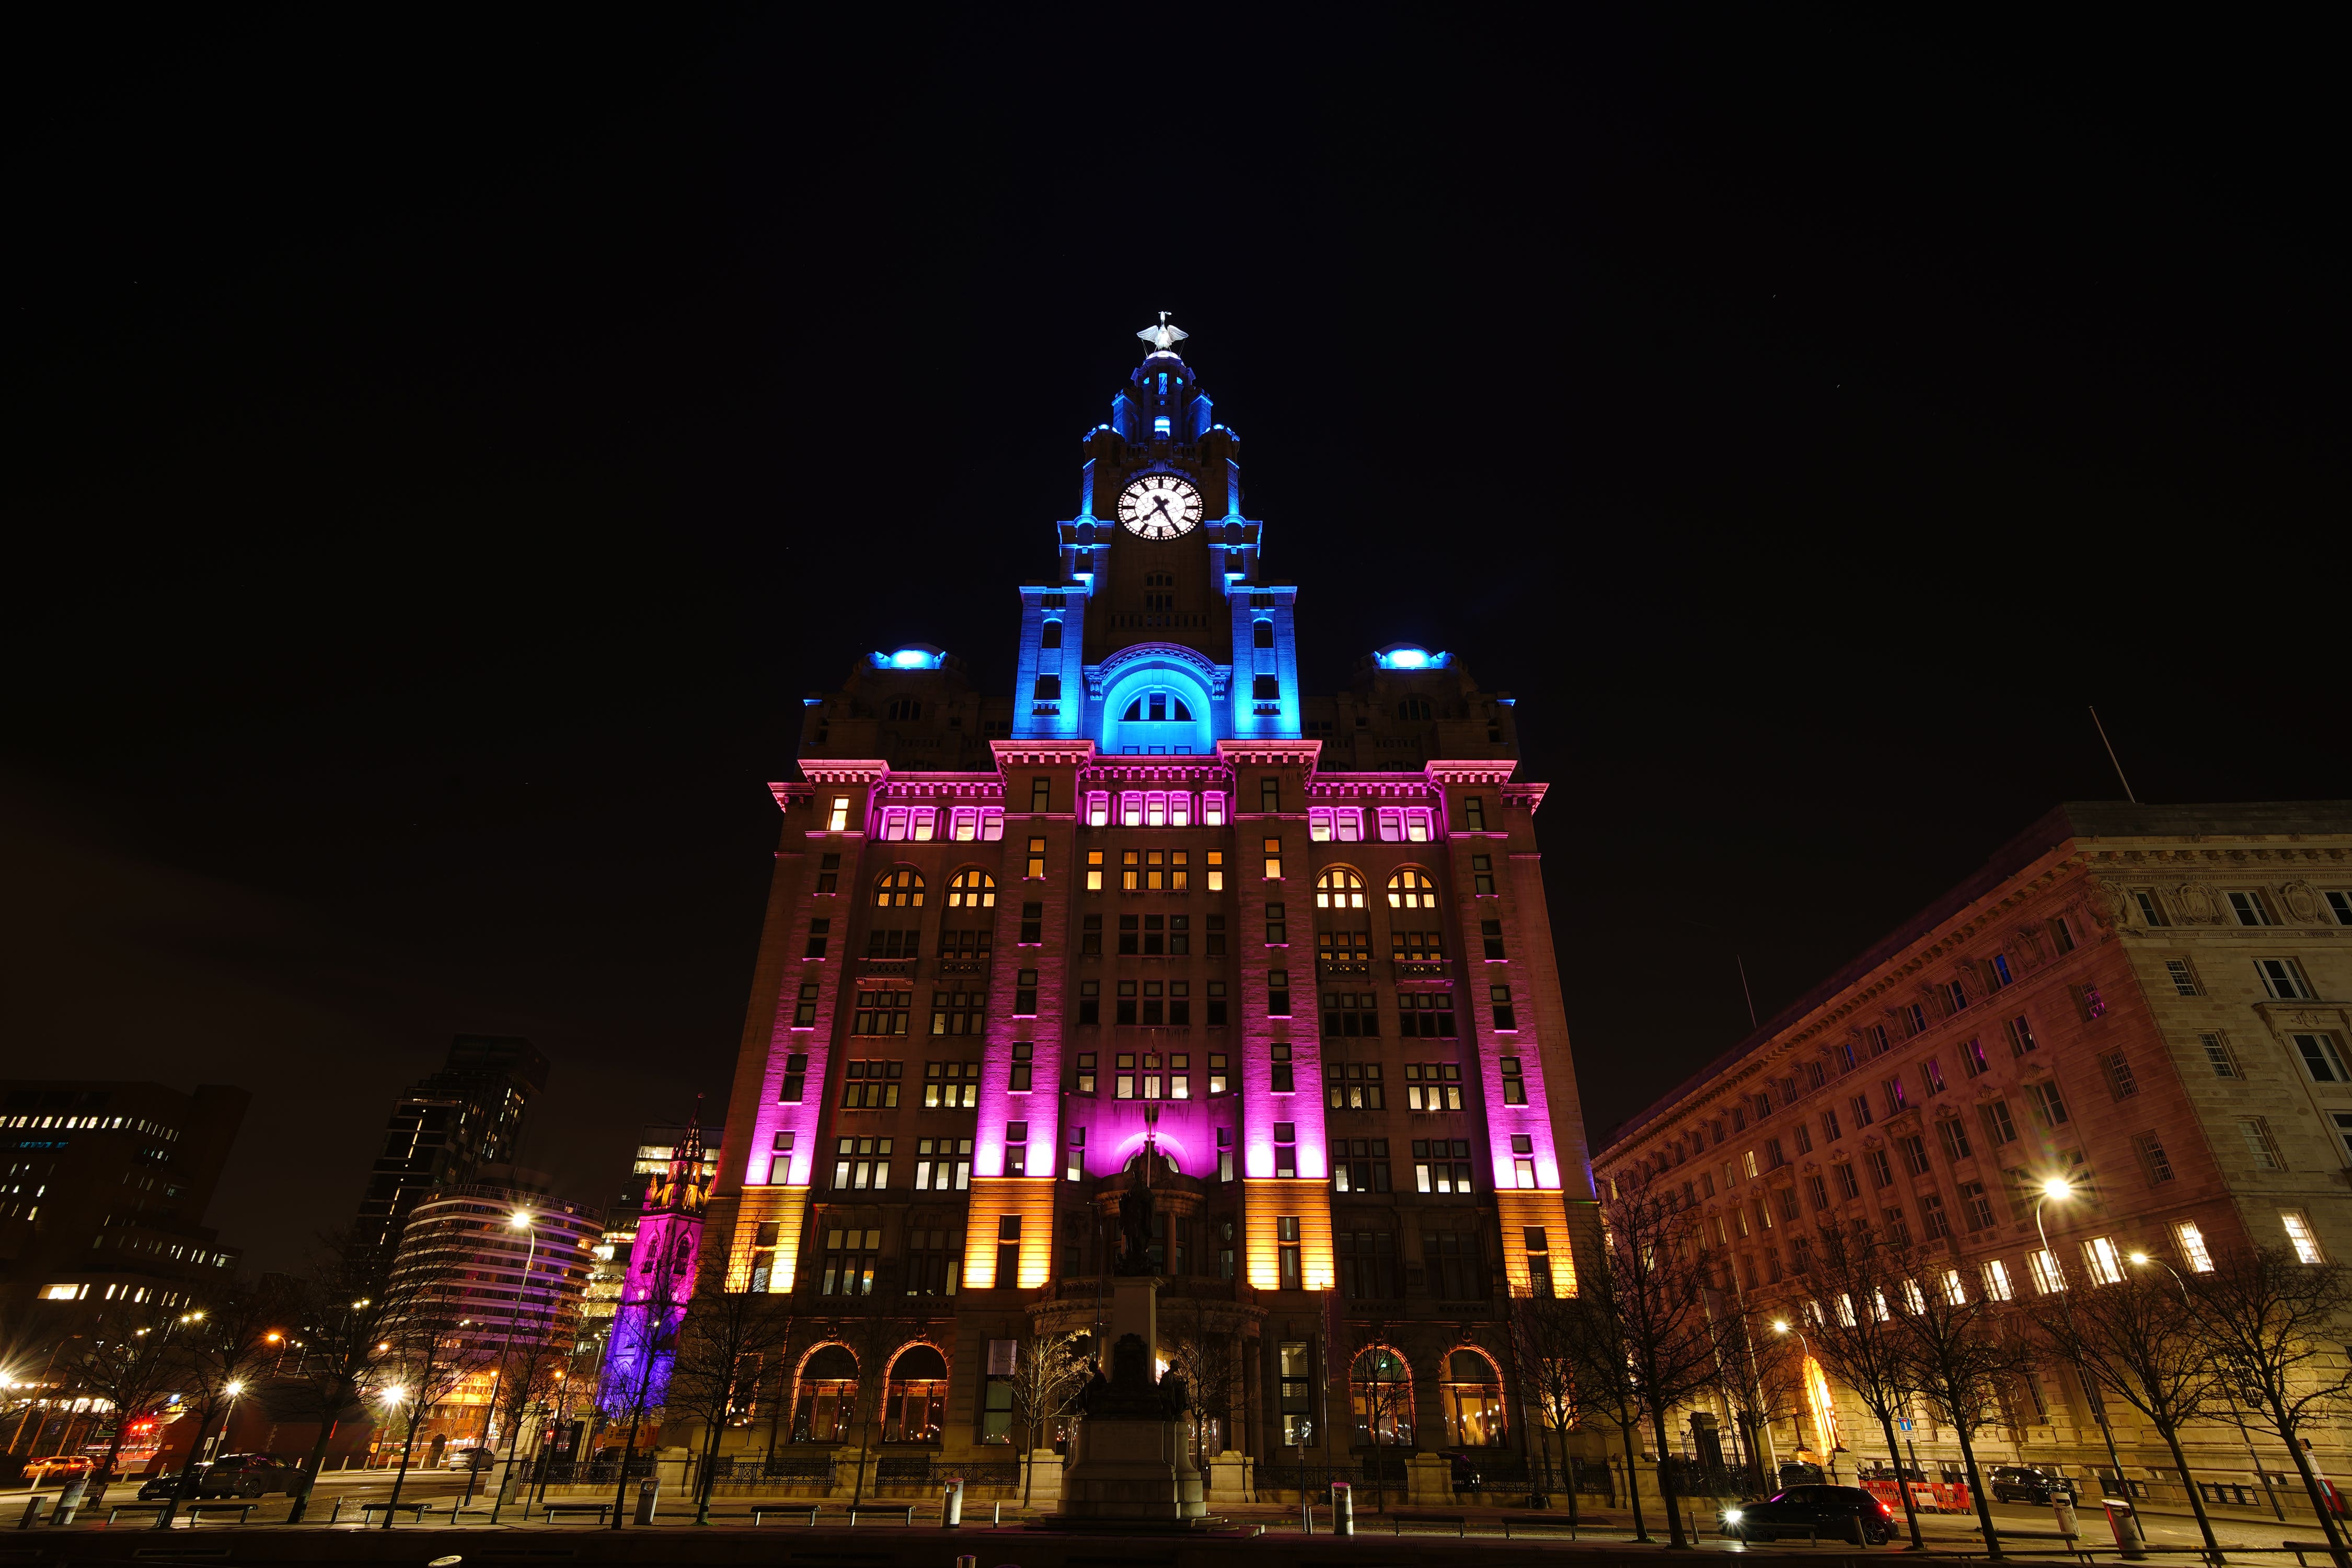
[4,11,2343,1274]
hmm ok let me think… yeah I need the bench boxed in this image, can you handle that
[1982,1527,2092,1562]
[186,1503,260,1526]
[1387,1512,1468,1537]
[754,1505,822,1526]
[105,1503,172,1525]
[1501,1514,1582,1540]
[2285,1541,2340,1567]
[840,1504,919,1527]
[542,1504,615,1524]
[359,1501,435,1525]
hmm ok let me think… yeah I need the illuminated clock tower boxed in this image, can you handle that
[699,319,1599,1476]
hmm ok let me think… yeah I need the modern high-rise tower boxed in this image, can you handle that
[702,322,1598,1475]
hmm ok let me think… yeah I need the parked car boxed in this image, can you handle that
[137,1454,299,1500]
[1721,1485,1897,1545]
[1990,1466,2078,1505]
[1434,1449,1487,1489]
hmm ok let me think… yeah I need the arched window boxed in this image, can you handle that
[1442,1348,1506,1447]
[1388,869,1438,910]
[1076,522,1095,545]
[947,870,995,909]
[1121,691,1194,723]
[1349,1346,1414,1448]
[885,1345,949,1443]
[1040,619,1063,650]
[1252,619,1274,649]
[875,870,925,908]
[793,1345,859,1444]
[1316,867,1366,910]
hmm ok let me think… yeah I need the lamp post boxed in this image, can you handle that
[2036,1178,2131,1502]
[2127,1251,2280,1524]
[472,1210,539,1506]
[1771,1320,1834,1485]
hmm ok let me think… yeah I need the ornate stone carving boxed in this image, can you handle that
[2085,879,2128,929]
[2173,882,2223,925]
[2280,880,2323,924]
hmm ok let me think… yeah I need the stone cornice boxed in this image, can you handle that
[1426,760,1519,786]
[1217,739,1325,773]
[1309,772,1439,801]
[990,739,1098,770]
[769,782,815,811]
[1082,762,1236,785]
[793,760,889,786]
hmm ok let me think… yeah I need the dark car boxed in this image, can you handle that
[137,1454,298,1500]
[1434,1449,1487,1489]
[1990,1466,2078,1505]
[1721,1485,1897,1545]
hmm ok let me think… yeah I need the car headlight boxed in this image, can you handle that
[1723,1508,1744,1523]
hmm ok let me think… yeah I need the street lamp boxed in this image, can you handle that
[2035,1177,2131,1501]
[477,1210,539,1513]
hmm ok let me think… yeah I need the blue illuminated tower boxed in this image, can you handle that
[1011,322,1298,752]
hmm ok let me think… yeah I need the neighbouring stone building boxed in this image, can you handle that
[690,320,1601,1496]
[1594,800,2352,1503]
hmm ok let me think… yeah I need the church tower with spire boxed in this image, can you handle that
[599,1103,707,1416]
[698,321,1597,1472]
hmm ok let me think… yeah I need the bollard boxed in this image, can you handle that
[16,1495,45,1530]
[1300,1498,1313,1535]
[2053,1495,2080,1543]
[959,1557,977,1568]
[634,1477,660,1526]
[994,1502,1001,1527]
[942,1478,965,1529]
[331,1496,344,1523]
[2103,1498,2147,1561]
[1331,1481,1354,1538]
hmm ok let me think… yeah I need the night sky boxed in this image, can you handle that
[5,11,2342,1274]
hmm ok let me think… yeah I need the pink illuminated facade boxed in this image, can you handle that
[699,325,1598,1476]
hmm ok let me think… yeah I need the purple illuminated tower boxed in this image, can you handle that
[598,1108,706,1416]
[695,318,1599,1474]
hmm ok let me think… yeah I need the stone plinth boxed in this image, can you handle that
[1037,1275,1216,1529]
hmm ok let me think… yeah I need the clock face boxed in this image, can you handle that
[1117,474,1203,540]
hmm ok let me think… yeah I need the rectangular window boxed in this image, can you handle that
[1260,777,1282,814]
[1464,795,1488,832]
[1086,849,1104,892]
[2134,890,2169,926]
[1961,1037,1988,1077]
[1900,1134,1931,1176]
[1920,1193,1951,1241]
[2295,1033,2349,1083]
[1004,1121,1028,1177]
[1262,837,1283,879]
[1217,1126,1234,1183]
[1835,1162,1860,1199]
[2239,1117,2284,1170]
[1267,971,1291,1018]
[1981,1258,2015,1301]
[2048,914,2077,951]
[1270,1042,1294,1092]
[1882,1205,1909,1246]
[1203,793,1228,827]
[2258,959,2313,1000]
[1077,980,1100,1026]
[1015,971,1039,1016]
[804,918,831,959]
[780,1051,809,1103]
[813,851,840,894]
[1471,854,1495,895]
[1821,1106,1842,1141]
[1376,806,1403,841]
[2174,1221,2215,1273]
[1979,1098,2017,1145]
[2164,959,2201,996]
[2282,1210,2325,1264]
[2028,1248,2066,1295]
[1883,1077,1907,1115]
[839,1058,905,1106]
[1265,902,1287,945]
[793,985,820,1029]
[1274,1130,1297,1182]
[2229,890,2274,926]
[1959,1181,1996,1230]
[2133,1132,2175,1184]
[1806,1172,1829,1210]
[2103,1051,2140,1099]
[1278,1338,1312,1443]
[1490,985,1516,1031]
[2006,1014,2038,1055]
[827,795,850,832]
[2083,1235,2124,1285]
[1086,791,1110,827]
[1074,1051,1096,1094]
[1208,1053,1229,1095]
[1501,1056,1527,1104]
[2331,890,2352,926]
[1849,1093,1873,1129]
[1009,1041,1034,1093]
[1206,982,1227,1028]
[1865,1148,1893,1187]
[2024,1080,2069,1129]
[1921,1058,1946,1096]
[1793,1121,1814,1155]
[1937,1117,1972,1162]
[2201,1033,2238,1078]
[1309,808,1331,841]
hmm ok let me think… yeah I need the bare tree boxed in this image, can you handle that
[153,1281,296,1529]
[1797,1225,1928,1548]
[596,1224,695,1528]
[664,1288,794,1522]
[1006,1328,1089,1506]
[482,1308,568,1522]
[376,1270,494,1526]
[1505,1290,1584,1523]
[2031,1261,2226,1559]
[1579,1172,1722,1549]
[280,1228,421,1521]
[2192,1247,2352,1568]
[54,1296,182,1506]
[1887,1246,2035,1557]
[1162,1302,1238,1474]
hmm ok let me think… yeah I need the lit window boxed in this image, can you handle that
[947,870,996,908]
[2027,1249,2066,1295]
[1122,793,1144,828]
[827,795,850,832]
[1087,792,1110,827]
[1169,793,1192,827]
[1202,793,1227,826]
[1262,837,1283,879]
[2082,1236,2124,1285]
[2173,1221,2215,1273]
[1316,867,1365,909]
[1388,869,1438,909]
[2282,1211,2325,1265]
[1981,1258,2014,1301]
[873,870,925,908]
